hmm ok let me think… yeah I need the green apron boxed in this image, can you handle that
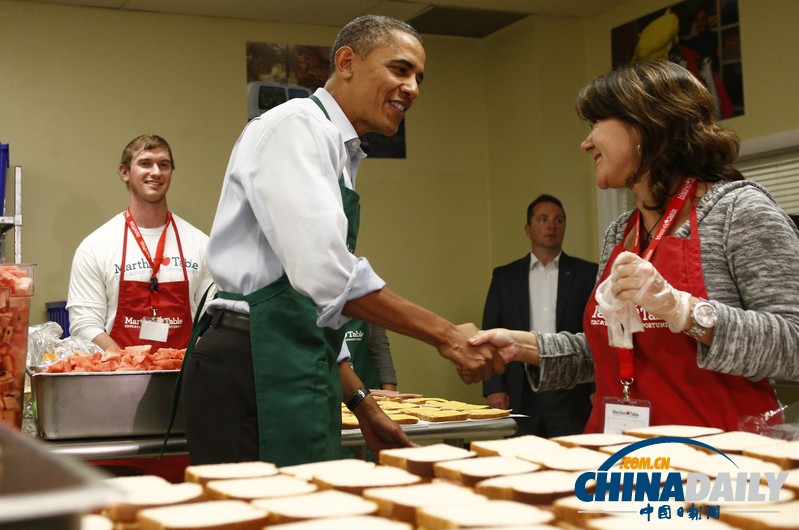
[228,95,364,465]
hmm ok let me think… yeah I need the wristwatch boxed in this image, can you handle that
[685,299,717,340]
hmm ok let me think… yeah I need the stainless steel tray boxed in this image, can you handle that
[0,423,119,529]
[28,369,185,440]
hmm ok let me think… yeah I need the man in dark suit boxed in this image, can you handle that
[482,194,597,437]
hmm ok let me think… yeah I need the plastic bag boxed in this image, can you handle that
[738,401,799,441]
[26,321,103,368]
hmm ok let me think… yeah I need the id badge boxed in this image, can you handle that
[140,316,169,342]
[603,396,652,434]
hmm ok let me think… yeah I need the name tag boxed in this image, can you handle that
[603,396,651,434]
[140,316,169,342]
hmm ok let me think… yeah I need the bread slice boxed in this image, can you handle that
[106,482,205,523]
[415,409,469,422]
[362,482,488,523]
[341,415,360,429]
[279,458,375,481]
[475,470,583,505]
[417,499,554,529]
[783,468,799,493]
[403,397,447,405]
[743,440,799,469]
[435,400,490,411]
[184,461,278,485]
[385,413,419,425]
[622,424,723,439]
[470,435,562,457]
[516,446,607,472]
[553,494,640,528]
[691,431,782,455]
[721,500,799,530]
[136,499,268,530]
[466,408,511,420]
[105,475,171,494]
[205,474,316,501]
[264,515,413,530]
[551,432,641,449]
[379,443,476,477]
[311,464,421,495]
[80,514,114,530]
[250,489,377,525]
[433,456,540,487]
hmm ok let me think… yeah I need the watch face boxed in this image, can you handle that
[694,302,717,328]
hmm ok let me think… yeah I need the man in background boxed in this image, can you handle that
[482,194,596,437]
[68,134,213,351]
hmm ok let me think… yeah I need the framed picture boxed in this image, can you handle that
[246,42,408,158]
[612,0,743,119]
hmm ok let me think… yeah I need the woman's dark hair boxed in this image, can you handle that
[576,60,742,211]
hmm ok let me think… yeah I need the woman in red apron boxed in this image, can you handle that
[468,61,798,432]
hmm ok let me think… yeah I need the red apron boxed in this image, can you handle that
[583,202,779,432]
[109,213,193,350]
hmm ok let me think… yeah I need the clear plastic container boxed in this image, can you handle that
[0,263,35,429]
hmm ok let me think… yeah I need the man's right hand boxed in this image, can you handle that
[440,323,505,384]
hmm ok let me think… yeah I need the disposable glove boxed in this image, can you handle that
[596,251,691,348]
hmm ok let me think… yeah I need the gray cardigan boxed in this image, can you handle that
[529,180,799,391]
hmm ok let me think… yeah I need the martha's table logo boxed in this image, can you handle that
[573,436,790,523]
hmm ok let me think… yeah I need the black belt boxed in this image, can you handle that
[211,309,250,334]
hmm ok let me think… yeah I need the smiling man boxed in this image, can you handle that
[67,134,214,351]
[181,15,503,467]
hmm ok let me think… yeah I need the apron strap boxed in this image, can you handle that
[161,282,216,457]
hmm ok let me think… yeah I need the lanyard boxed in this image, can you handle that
[124,209,172,316]
[616,178,698,399]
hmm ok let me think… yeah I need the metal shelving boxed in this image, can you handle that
[0,165,23,263]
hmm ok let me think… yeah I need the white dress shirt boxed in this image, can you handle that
[529,252,560,334]
[205,88,385,328]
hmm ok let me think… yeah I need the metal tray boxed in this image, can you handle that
[0,423,119,529]
[28,369,185,440]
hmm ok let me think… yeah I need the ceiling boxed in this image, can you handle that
[10,0,629,38]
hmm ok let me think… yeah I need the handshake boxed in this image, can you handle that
[442,323,538,384]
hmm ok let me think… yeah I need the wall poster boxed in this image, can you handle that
[246,42,408,158]
[611,0,743,119]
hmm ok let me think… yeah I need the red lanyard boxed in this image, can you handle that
[616,178,698,388]
[124,209,172,315]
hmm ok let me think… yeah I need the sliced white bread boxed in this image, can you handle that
[623,424,724,439]
[250,489,377,525]
[671,452,783,478]
[743,440,799,469]
[136,499,269,530]
[415,409,470,422]
[104,475,171,494]
[80,514,114,530]
[432,455,540,487]
[721,500,799,530]
[384,413,419,425]
[469,435,562,457]
[416,499,554,529]
[783,468,799,493]
[553,494,643,528]
[551,432,640,449]
[515,446,608,472]
[691,431,783,455]
[106,482,205,523]
[184,461,278,485]
[379,443,476,477]
[465,408,511,420]
[205,474,316,501]
[475,470,583,505]
[311,464,422,495]
[278,458,375,481]
[362,482,488,523]
[264,515,413,530]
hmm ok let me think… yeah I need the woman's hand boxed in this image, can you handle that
[467,328,540,366]
[610,251,691,332]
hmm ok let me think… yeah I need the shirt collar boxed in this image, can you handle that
[530,251,562,269]
[312,88,364,155]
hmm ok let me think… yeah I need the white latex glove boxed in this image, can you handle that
[595,275,643,349]
[610,251,691,333]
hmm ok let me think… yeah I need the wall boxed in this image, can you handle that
[0,0,797,404]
